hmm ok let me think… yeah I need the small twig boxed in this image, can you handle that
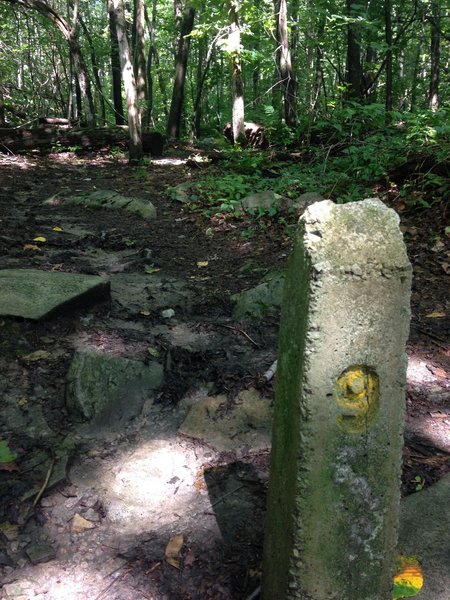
[94,568,130,600]
[144,561,161,575]
[207,485,244,510]
[32,455,55,509]
[245,585,261,600]
[219,324,260,348]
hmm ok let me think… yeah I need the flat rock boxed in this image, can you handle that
[399,473,450,599]
[60,189,156,220]
[0,269,110,320]
[232,270,285,320]
[65,349,163,426]
[241,190,283,212]
[178,388,272,452]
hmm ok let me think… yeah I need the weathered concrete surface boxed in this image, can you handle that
[263,199,412,600]
[398,473,450,600]
[232,270,285,320]
[58,189,157,220]
[65,350,163,426]
[178,388,272,452]
[0,269,110,320]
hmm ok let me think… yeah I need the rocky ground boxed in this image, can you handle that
[0,148,448,600]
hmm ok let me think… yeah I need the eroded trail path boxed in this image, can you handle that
[0,152,448,599]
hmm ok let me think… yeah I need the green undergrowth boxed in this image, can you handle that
[177,106,449,226]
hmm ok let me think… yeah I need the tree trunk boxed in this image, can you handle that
[78,13,107,125]
[133,0,148,126]
[112,0,143,162]
[384,0,393,111]
[229,0,246,146]
[345,0,364,100]
[107,0,125,125]
[428,0,440,111]
[192,32,206,137]
[166,3,195,139]
[274,0,297,128]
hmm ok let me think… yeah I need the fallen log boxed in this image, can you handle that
[0,127,164,156]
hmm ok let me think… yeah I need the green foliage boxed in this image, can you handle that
[0,440,17,464]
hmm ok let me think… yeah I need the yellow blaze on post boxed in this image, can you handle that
[334,365,379,433]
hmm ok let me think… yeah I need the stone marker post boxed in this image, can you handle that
[262,199,412,600]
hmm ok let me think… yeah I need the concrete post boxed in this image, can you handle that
[262,199,412,600]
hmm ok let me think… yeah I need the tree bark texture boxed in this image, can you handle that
[133,0,148,126]
[166,4,195,139]
[274,0,297,127]
[107,0,125,125]
[112,0,143,162]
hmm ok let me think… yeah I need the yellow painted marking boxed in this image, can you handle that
[334,366,379,433]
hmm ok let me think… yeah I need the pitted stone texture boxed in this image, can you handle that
[0,269,110,320]
[263,199,412,600]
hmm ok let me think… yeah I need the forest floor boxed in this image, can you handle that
[0,146,449,599]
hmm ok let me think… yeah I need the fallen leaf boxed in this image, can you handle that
[425,310,446,318]
[196,261,209,268]
[33,236,47,243]
[393,555,423,599]
[23,244,41,252]
[147,347,159,358]
[140,310,151,316]
[22,350,51,362]
[165,533,184,569]
[52,226,63,231]
[71,513,96,533]
[144,265,161,274]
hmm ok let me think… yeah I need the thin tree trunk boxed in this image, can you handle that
[145,0,169,118]
[345,0,364,100]
[107,0,125,125]
[229,0,246,146]
[78,13,107,125]
[112,0,143,162]
[428,0,440,110]
[133,0,148,126]
[274,0,297,127]
[385,0,393,111]
[166,3,195,139]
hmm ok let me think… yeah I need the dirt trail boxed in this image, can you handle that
[0,152,448,599]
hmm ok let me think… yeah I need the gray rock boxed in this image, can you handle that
[399,473,450,599]
[25,543,57,565]
[241,190,283,212]
[232,270,285,320]
[178,388,272,452]
[290,192,326,216]
[0,269,110,320]
[59,189,157,220]
[65,350,163,425]
[170,182,192,203]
